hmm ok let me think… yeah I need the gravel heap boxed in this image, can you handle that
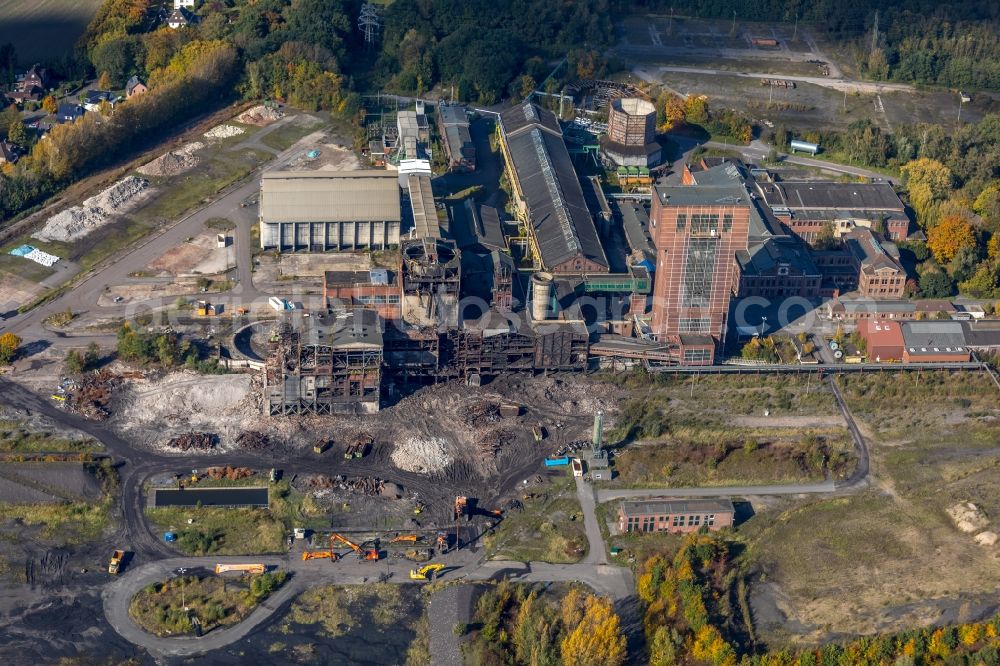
[204,124,245,140]
[33,176,149,243]
[137,141,204,177]
[237,105,284,126]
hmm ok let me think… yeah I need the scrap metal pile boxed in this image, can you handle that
[305,474,402,498]
[67,370,136,420]
[204,466,253,481]
[235,431,270,450]
[167,432,215,451]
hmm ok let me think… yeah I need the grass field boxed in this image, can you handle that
[0,420,101,453]
[743,371,1000,644]
[0,0,103,63]
[483,475,587,563]
[130,571,286,637]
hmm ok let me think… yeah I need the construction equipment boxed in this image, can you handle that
[301,550,337,561]
[409,563,445,581]
[313,439,332,454]
[215,563,266,575]
[108,550,124,575]
[344,435,371,459]
[391,535,419,544]
[435,533,448,553]
[331,532,379,561]
[532,425,544,442]
[413,501,424,515]
[453,496,468,521]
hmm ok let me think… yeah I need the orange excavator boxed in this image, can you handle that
[390,534,419,544]
[301,535,341,562]
[331,532,379,561]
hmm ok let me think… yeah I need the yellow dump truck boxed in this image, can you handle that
[108,550,124,575]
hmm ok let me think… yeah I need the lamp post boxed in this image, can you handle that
[759,316,767,338]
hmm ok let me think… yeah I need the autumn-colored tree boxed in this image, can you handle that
[683,95,708,126]
[559,586,586,629]
[560,595,626,666]
[517,74,537,102]
[901,158,953,225]
[0,332,22,365]
[97,71,113,90]
[41,95,58,114]
[927,215,976,264]
[973,181,1000,223]
[959,262,1000,298]
[988,235,1000,261]
[659,93,685,131]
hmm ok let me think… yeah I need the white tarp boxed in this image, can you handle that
[24,248,59,267]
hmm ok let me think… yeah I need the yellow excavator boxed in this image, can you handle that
[410,563,445,580]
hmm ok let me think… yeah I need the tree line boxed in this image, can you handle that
[638,532,1000,665]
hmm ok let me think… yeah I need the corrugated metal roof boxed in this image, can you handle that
[500,103,607,270]
[407,174,439,239]
[260,171,400,224]
[438,105,469,127]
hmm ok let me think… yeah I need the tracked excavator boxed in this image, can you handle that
[331,532,379,561]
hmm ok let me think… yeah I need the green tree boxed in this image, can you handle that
[64,349,85,374]
[84,342,101,369]
[7,119,29,147]
[919,270,954,298]
[959,261,1000,298]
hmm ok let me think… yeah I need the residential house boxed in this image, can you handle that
[10,63,49,103]
[618,498,735,534]
[0,140,19,164]
[56,103,85,124]
[167,8,191,28]
[83,90,115,112]
[126,76,148,99]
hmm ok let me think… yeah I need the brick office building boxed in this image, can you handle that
[650,167,752,363]
[618,498,735,534]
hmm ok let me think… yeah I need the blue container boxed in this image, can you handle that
[164,532,177,542]
[544,457,570,467]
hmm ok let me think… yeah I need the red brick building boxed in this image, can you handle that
[618,498,735,534]
[650,177,751,363]
[856,319,904,362]
[324,268,401,321]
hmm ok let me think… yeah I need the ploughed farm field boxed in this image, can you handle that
[0,0,105,63]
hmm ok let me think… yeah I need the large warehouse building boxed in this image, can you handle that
[259,171,401,252]
[497,101,609,274]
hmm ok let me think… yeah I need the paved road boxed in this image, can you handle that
[575,475,609,565]
[597,480,837,503]
[635,64,915,95]
[0,115,317,346]
[103,550,634,658]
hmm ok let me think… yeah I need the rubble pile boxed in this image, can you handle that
[306,474,390,497]
[33,176,149,243]
[167,432,215,451]
[237,105,284,126]
[462,401,501,427]
[476,426,514,460]
[391,436,452,474]
[235,431,270,450]
[205,466,253,480]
